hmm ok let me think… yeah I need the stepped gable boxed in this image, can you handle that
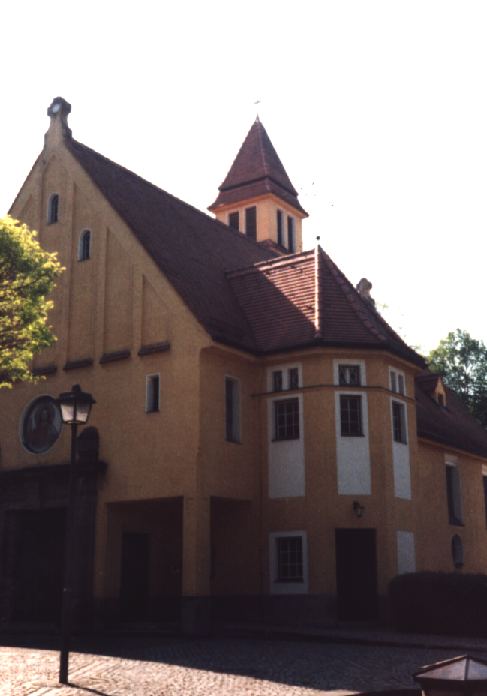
[228,247,425,364]
[416,375,487,457]
[67,138,276,351]
[209,118,308,215]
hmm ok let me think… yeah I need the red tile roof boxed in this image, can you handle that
[209,118,308,216]
[227,248,425,365]
[416,374,487,457]
[68,138,276,351]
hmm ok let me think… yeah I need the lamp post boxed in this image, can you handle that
[57,384,95,685]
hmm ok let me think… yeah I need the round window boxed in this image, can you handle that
[21,396,62,454]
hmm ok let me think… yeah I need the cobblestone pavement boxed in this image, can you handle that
[0,635,482,696]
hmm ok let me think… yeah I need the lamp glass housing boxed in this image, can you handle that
[58,385,95,425]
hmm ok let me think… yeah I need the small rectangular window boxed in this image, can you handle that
[272,370,283,392]
[228,212,239,230]
[225,377,240,442]
[287,216,295,252]
[392,401,407,444]
[340,395,363,436]
[398,374,405,395]
[245,206,257,240]
[277,210,283,246]
[446,464,463,525]
[390,370,397,392]
[274,398,300,440]
[276,536,303,582]
[338,364,361,386]
[288,367,299,390]
[146,374,160,413]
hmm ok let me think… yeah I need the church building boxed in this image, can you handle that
[1,97,487,630]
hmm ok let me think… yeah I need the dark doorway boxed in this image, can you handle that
[120,532,150,620]
[13,508,66,621]
[335,528,378,621]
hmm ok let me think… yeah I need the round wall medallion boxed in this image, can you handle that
[21,396,62,454]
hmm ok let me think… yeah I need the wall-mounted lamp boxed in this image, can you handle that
[352,500,365,518]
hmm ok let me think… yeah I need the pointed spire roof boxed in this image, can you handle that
[209,118,308,216]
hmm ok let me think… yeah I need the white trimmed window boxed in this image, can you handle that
[269,531,308,594]
[392,401,407,444]
[390,367,406,395]
[145,374,160,413]
[268,364,302,392]
[225,376,240,442]
[333,359,366,387]
[446,461,463,526]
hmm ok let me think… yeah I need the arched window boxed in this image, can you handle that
[47,194,59,224]
[78,229,91,261]
[452,534,464,569]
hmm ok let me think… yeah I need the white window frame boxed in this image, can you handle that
[391,399,408,444]
[267,363,302,392]
[446,458,463,526]
[333,359,366,387]
[389,367,406,396]
[269,531,308,594]
[145,373,160,413]
[224,375,241,443]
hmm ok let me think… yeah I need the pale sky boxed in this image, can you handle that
[2,0,487,356]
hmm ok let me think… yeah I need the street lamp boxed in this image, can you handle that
[57,384,95,685]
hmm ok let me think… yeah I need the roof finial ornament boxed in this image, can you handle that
[356,277,376,307]
[46,96,72,138]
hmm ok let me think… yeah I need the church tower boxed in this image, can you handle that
[208,118,308,253]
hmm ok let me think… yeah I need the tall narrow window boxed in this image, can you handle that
[245,206,257,240]
[272,370,283,392]
[48,193,59,224]
[78,229,91,261]
[392,401,407,444]
[225,377,240,442]
[228,212,239,230]
[287,216,295,252]
[288,367,299,390]
[483,471,487,528]
[276,210,283,246]
[451,534,464,568]
[446,464,463,525]
[274,398,299,440]
[145,374,160,413]
[340,395,363,436]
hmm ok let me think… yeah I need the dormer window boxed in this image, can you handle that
[78,229,91,261]
[47,194,59,224]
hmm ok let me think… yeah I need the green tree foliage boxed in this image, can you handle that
[428,329,487,426]
[0,216,63,388]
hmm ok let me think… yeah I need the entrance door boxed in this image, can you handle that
[335,528,378,621]
[120,532,150,619]
[13,508,66,621]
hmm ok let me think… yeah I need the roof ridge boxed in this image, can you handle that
[69,139,279,258]
[318,247,425,366]
[225,249,314,279]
